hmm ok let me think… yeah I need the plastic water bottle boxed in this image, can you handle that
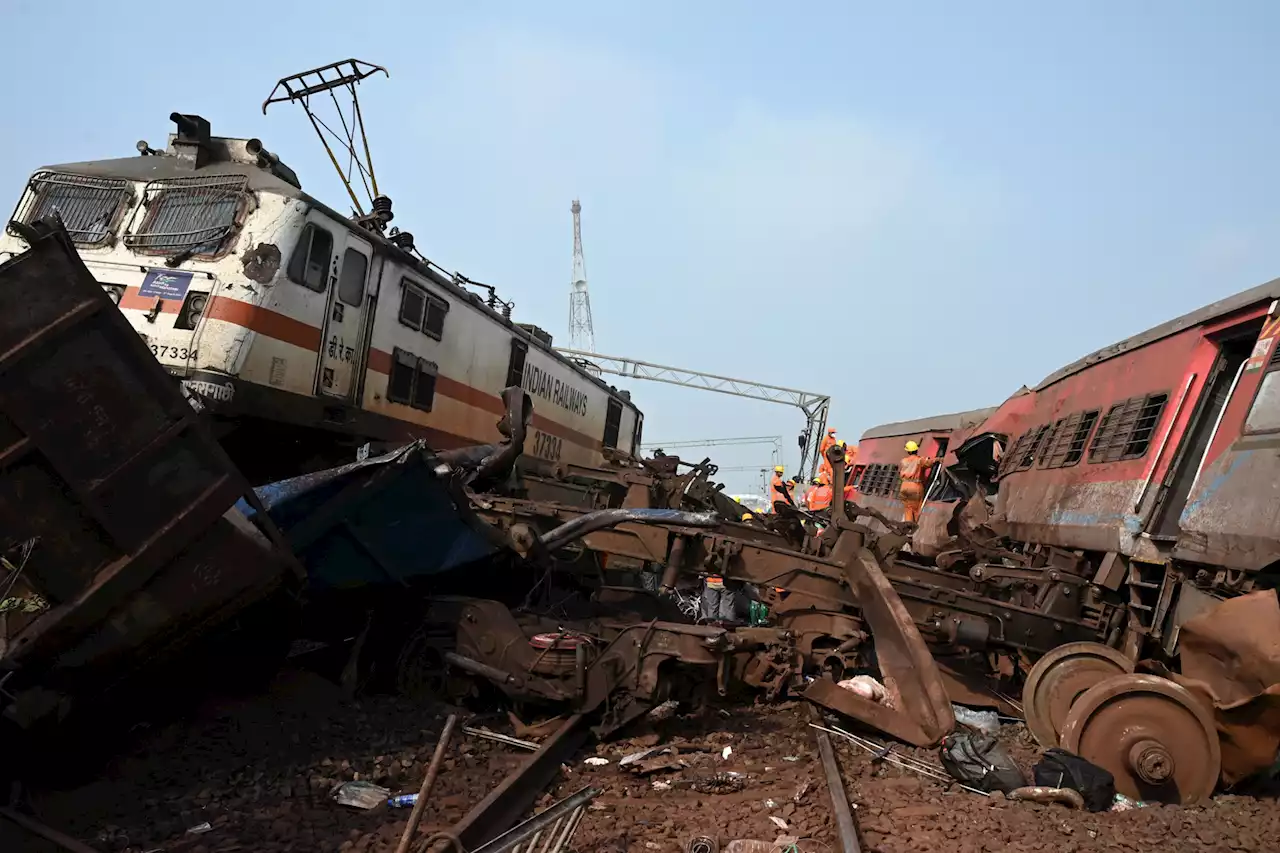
[387,793,419,808]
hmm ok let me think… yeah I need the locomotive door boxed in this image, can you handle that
[316,235,372,400]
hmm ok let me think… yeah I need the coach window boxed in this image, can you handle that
[1087,392,1169,463]
[1040,410,1099,469]
[1245,349,1280,433]
[287,224,333,292]
[337,248,367,306]
[424,293,449,340]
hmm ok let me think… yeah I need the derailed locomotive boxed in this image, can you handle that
[0,113,643,484]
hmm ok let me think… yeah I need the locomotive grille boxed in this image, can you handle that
[124,174,248,256]
[9,172,132,247]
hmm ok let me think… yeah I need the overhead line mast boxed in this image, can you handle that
[568,199,596,353]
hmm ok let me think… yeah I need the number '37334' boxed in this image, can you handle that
[149,344,197,360]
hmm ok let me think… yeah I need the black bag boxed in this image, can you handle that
[938,731,1027,793]
[1033,748,1115,812]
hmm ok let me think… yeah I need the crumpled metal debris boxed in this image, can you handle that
[1165,589,1280,784]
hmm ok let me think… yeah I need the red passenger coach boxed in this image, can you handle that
[851,407,997,530]
[991,284,1280,578]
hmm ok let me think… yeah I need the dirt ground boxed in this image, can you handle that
[10,669,1280,853]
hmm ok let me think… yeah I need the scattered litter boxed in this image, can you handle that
[1033,748,1116,812]
[645,843,662,850]
[687,836,718,853]
[793,780,812,804]
[768,816,789,830]
[387,793,419,808]
[620,744,685,774]
[939,731,1027,794]
[1008,786,1086,809]
[584,756,610,766]
[721,745,733,759]
[764,799,777,808]
[331,780,392,810]
[952,704,1001,734]
[647,699,680,721]
[185,822,213,835]
[652,780,672,791]
[463,726,539,751]
[812,723,989,796]
[689,771,747,794]
[837,674,887,704]
[1111,793,1149,812]
[782,755,800,762]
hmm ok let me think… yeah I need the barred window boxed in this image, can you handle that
[11,172,132,247]
[1088,393,1169,464]
[998,430,1035,478]
[388,347,438,411]
[858,463,901,497]
[1039,410,1099,469]
[1016,424,1052,471]
[125,175,247,256]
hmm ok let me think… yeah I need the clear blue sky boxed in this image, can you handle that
[3,2,1279,494]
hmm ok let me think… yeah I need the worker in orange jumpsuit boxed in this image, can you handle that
[817,428,838,483]
[769,465,787,512]
[899,440,940,524]
[805,473,832,511]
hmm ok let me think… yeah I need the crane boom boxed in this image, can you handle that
[554,348,830,479]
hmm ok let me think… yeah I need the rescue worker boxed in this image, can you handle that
[818,428,838,483]
[899,440,940,524]
[805,472,833,511]
[699,573,740,623]
[769,465,787,512]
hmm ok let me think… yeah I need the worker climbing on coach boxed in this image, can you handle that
[805,472,832,511]
[898,440,940,524]
[818,427,838,483]
[769,465,787,512]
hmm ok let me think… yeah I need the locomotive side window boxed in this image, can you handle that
[388,348,416,404]
[507,339,529,388]
[388,347,438,411]
[399,279,450,340]
[1087,392,1169,463]
[337,248,367,306]
[603,398,623,448]
[412,359,438,412]
[287,224,333,292]
[1245,348,1280,434]
[399,281,425,330]
[424,294,449,340]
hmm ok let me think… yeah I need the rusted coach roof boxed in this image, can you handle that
[1035,277,1280,391]
[860,406,999,441]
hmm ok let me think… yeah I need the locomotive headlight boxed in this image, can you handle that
[188,293,208,319]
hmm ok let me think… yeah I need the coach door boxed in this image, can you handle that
[316,235,372,400]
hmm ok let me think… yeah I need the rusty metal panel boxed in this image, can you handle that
[1174,446,1280,571]
[0,219,288,682]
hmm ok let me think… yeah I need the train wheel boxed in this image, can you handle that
[1059,673,1220,804]
[1023,641,1134,748]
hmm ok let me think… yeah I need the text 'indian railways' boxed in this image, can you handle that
[522,364,589,417]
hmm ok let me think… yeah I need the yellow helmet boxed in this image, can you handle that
[814,473,827,485]
[774,465,784,473]
[741,512,753,522]
[905,440,919,453]
[837,440,846,448]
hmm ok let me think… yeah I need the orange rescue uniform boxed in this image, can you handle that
[805,483,833,511]
[898,453,938,524]
[769,474,787,510]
